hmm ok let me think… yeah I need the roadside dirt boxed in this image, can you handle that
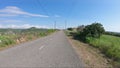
[68,36,113,68]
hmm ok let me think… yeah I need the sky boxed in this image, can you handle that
[0,0,120,32]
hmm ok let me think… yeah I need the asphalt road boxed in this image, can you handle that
[0,31,84,68]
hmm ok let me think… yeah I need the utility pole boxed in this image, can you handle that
[65,20,67,30]
[54,21,56,29]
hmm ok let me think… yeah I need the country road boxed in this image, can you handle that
[0,31,84,68]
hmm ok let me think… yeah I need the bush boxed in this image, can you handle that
[77,25,85,32]
[0,36,15,47]
[67,28,73,31]
[83,23,105,38]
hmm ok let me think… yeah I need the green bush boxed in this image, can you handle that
[0,36,15,47]
[39,32,47,37]
[67,28,73,31]
[80,23,105,39]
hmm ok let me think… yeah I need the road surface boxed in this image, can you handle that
[0,31,84,68]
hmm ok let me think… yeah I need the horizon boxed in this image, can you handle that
[0,0,120,32]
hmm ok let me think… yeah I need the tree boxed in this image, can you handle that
[81,23,105,38]
[67,28,73,31]
[29,27,37,30]
[77,25,85,32]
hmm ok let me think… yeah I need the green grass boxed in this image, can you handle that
[86,35,120,62]
[0,36,15,47]
[0,29,56,48]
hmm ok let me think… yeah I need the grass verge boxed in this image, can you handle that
[65,30,113,68]
[0,29,57,51]
[86,35,120,67]
[67,36,112,68]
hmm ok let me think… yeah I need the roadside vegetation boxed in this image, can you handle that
[66,23,120,67]
[105,31,120,37]
[0,27,56,48]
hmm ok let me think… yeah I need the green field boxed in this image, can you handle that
[86,35,120,62]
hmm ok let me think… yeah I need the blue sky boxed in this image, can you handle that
[0,0,120,32]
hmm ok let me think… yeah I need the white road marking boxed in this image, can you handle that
[39,46,45,50]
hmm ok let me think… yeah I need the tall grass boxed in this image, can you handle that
[0,36,15,47]
[0,29,56,48]
[86,35,120,62]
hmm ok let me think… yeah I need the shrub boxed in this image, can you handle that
[83,23,105,38]
[77,25,85,32]
[0,36,15,47]
[67,28,73,31]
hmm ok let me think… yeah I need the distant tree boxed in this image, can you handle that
[77,25,85,32]
[81,23,105,38]
[29,27,37,30]
[67,28,73,31]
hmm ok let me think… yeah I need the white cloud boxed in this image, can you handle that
[0,20,23,23]
[0,14,17,17]
[0,6,49,17]
[0,25,3,28]
[104,24,120,32]
[0,24,49,29]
